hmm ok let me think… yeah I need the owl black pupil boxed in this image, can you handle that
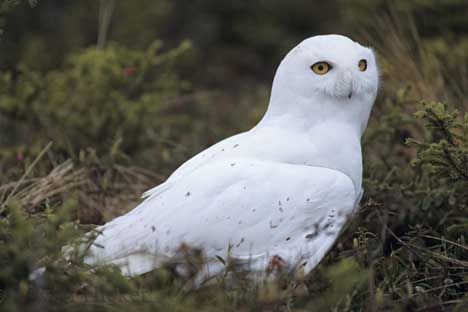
[318,65,323,70]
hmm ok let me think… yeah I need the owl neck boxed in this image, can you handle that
[255,90,373,194]
[259,87,373,137]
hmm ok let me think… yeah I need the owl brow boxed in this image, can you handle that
[309,50,339,65]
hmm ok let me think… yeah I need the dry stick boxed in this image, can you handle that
[416,300,466,312]
[388,228,468,268]
[417,234,468,252]
[422,249,468,268]
[413,280,468,298]
[0,141,53,214]
[385,226,435,268]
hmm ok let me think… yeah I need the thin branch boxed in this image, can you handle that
[417,234,468,252]
[442,145,468,180]
[427,108,455,145]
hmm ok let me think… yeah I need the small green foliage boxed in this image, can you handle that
[304,259,368,311]
[409,102,468,182]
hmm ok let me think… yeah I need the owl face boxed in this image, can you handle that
[275,35,379,101]
[265,35,379,135]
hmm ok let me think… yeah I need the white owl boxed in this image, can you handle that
[84,34,379,282]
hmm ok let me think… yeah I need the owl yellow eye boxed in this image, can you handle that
[310,62,331,75]
[358,59,367,71]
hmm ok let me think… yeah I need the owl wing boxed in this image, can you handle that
[142,132,248,200]
[84,158,357,277]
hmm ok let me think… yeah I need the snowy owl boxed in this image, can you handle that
[84,34,379,281]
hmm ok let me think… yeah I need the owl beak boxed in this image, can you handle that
[347,74,355,99]
[337,69,355,100]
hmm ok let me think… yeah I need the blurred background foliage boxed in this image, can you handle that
[0,0,467,311]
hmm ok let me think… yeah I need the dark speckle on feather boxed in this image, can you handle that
[306,198,310,202]
[185,191,191,197]
[230,163,236,166]
[151,225,156,232]
[236,238,245,247]
[233,144,239,148]
[286,197,290,201]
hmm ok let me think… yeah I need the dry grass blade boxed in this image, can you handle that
[0,154,163,220]
[15,161,87,212]
[0,159,88,213]
[0,141,53,214]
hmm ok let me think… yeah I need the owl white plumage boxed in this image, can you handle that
[84,34,379,281]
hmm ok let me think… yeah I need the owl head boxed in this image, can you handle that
[266,35,379,135]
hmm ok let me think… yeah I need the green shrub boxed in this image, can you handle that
[0,41,192,172]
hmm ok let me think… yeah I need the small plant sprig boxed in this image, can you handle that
[407,102,468,182]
